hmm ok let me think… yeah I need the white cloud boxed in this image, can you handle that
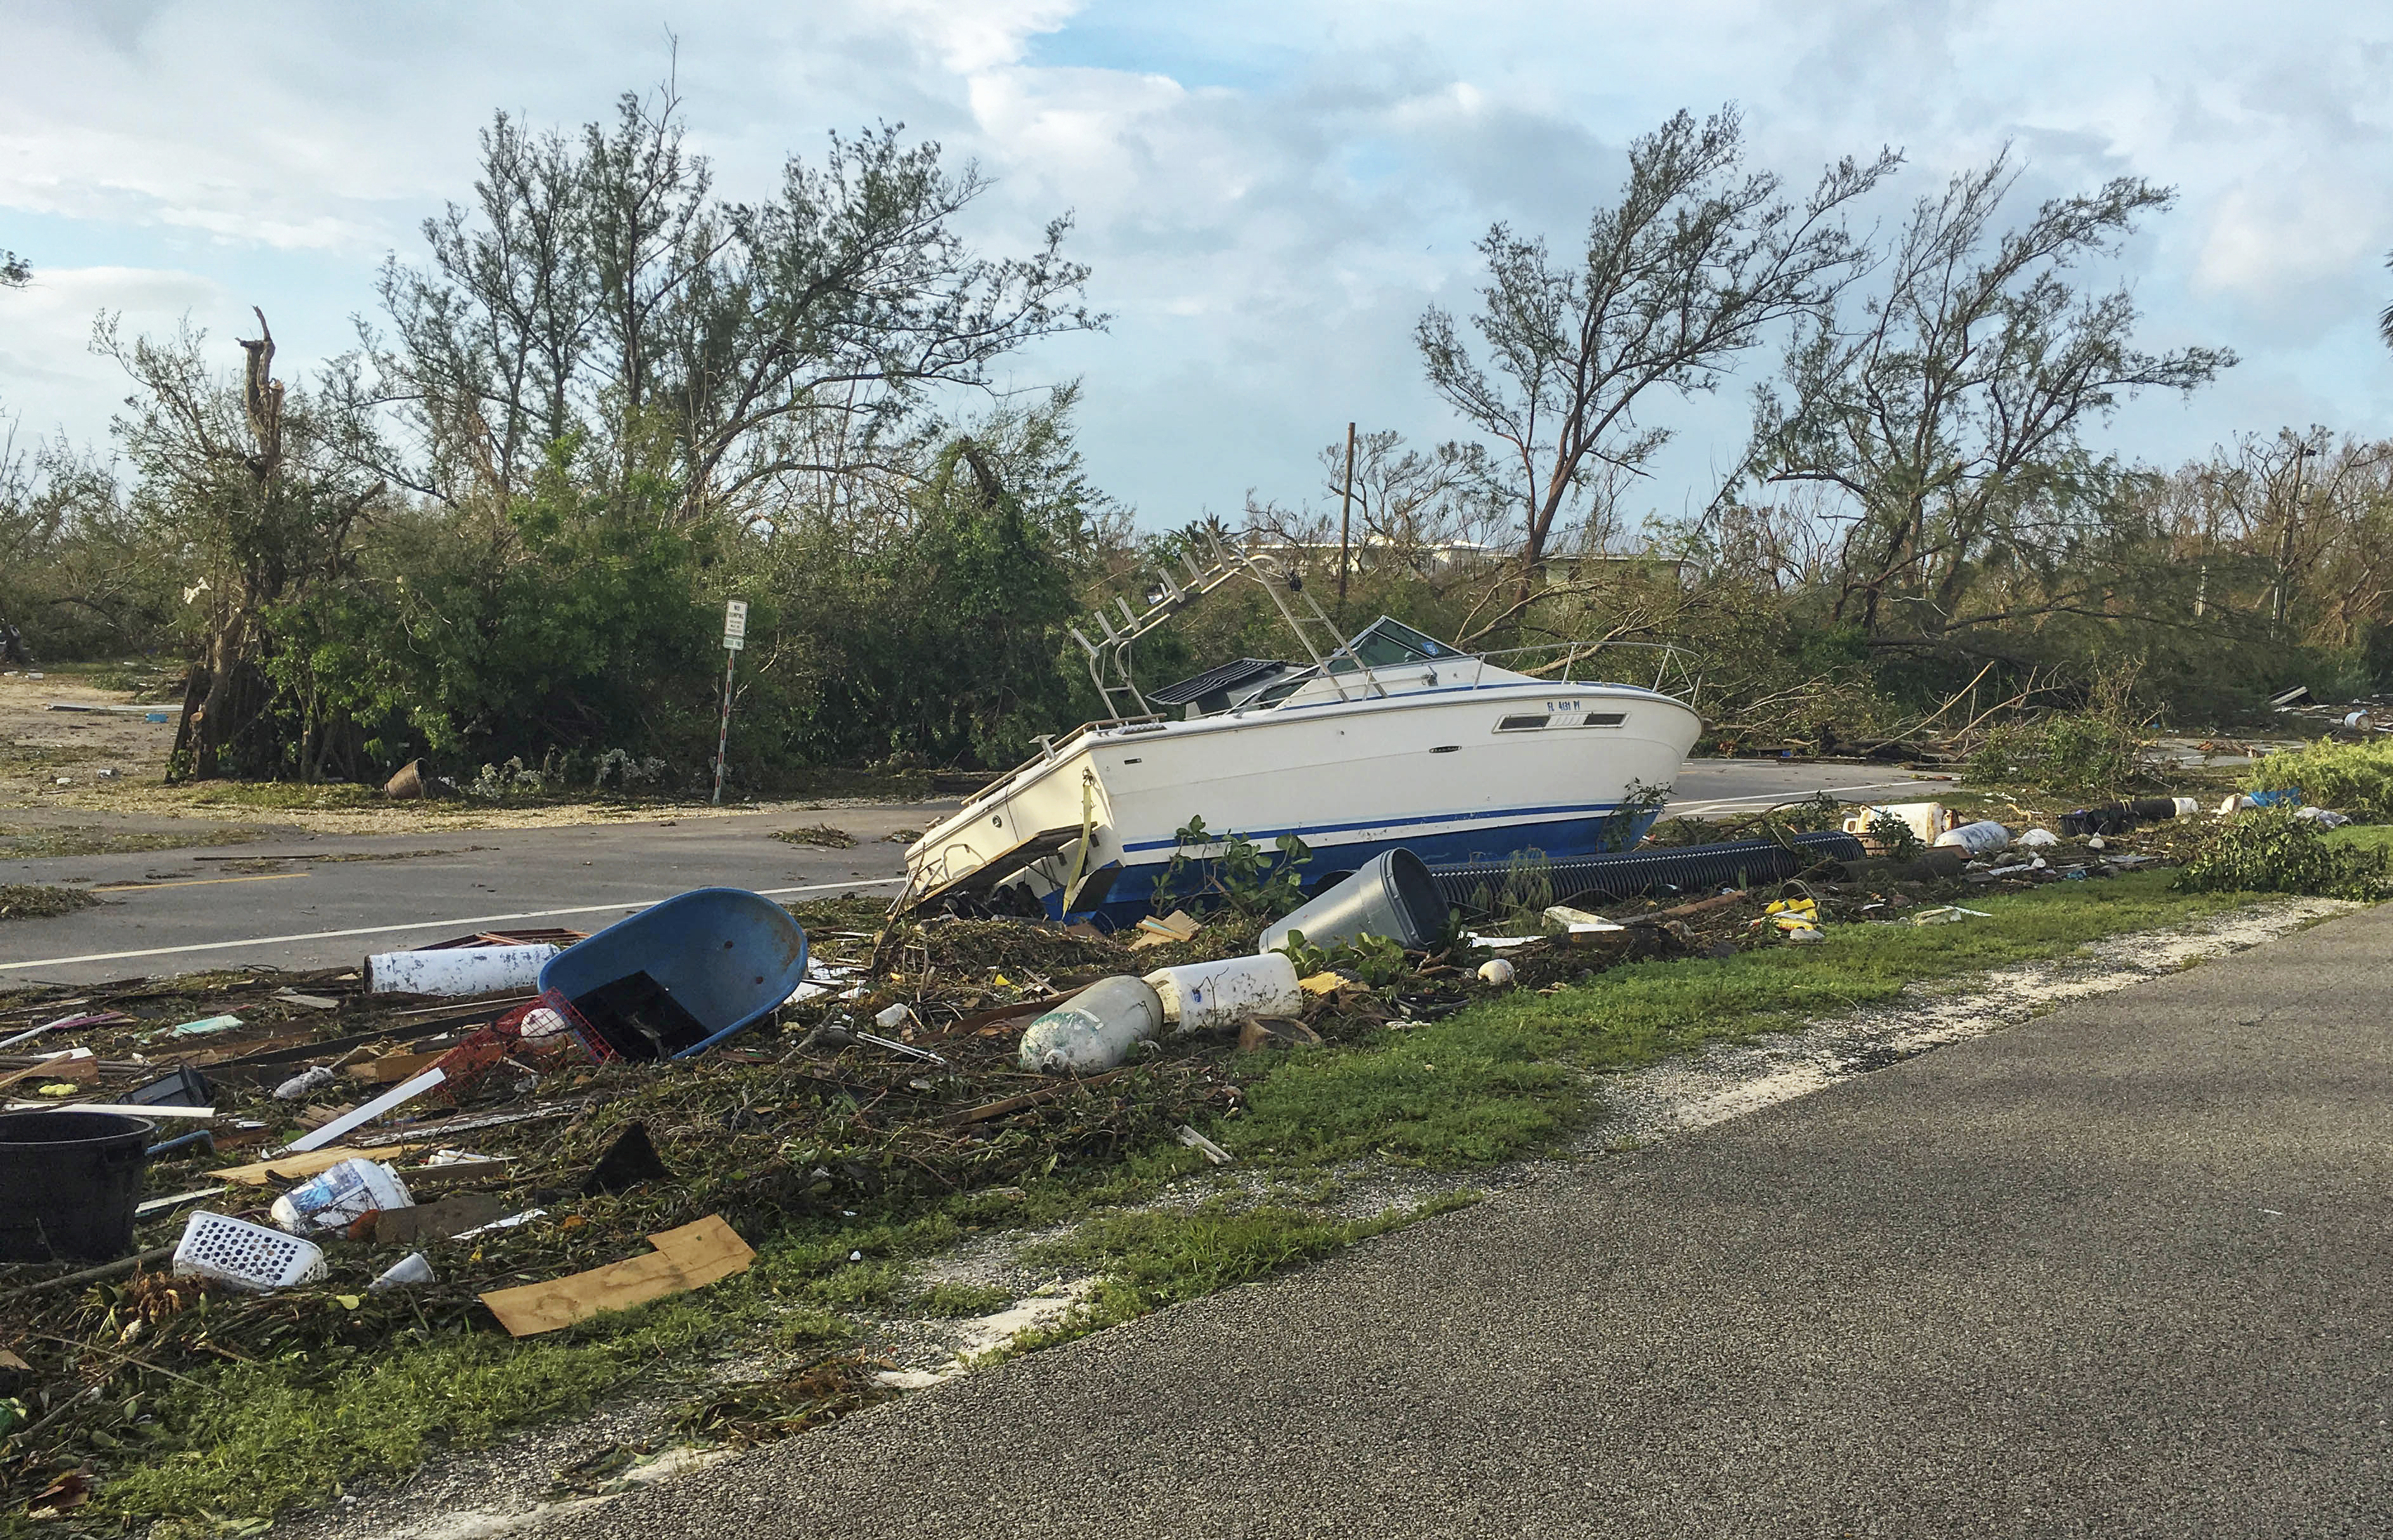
[3,0,2392,522]
[0,264,230,447]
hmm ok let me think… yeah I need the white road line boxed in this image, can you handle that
[0,877,908,974]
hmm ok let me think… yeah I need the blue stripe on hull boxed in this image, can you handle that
[1061,809,1665,927]
[1116,799,1629,854]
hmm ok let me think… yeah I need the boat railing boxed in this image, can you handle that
[1458,639,1695,698]
[956,715,1167,815]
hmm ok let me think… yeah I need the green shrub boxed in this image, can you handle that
[2173,807,2392,901]
[2246,737,2393,823]
[1968,710,2143,798]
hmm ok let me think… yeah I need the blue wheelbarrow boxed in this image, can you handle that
[537,887,808,1061]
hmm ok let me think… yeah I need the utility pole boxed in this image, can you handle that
[712,599,747,806]
[1335,422,1357,617]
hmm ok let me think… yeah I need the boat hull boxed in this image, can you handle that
[907,681,1701,927]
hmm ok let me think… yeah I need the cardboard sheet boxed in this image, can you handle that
[478,1215,755,1336]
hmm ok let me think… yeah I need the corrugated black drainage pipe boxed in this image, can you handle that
[1431,831,1866,912]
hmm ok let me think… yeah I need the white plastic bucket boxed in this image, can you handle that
[365,944,558,996]
[269,1158,414,1236]
[1142,953,1301,1034]
[1932,819,2010,856]
[1019,976,1165,1074]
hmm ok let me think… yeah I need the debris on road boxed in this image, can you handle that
[268,1157,413,1236]
[368,1250,434,1292]
[1144,953,1302,1033]
[1175,1124,1234,1165]
[171,1210,329,1291]
[1259,849,1447,954]
[1129,909,1203,951]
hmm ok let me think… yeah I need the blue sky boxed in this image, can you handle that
[4,0,2390,533]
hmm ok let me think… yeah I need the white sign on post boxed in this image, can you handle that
[722,599,748,651]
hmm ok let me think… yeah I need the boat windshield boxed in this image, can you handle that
[1330,616,1465,671]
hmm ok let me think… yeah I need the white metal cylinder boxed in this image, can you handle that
[365,944,558,996]
[1019,976,1166,1074]
[1932,819,2011,856]
[1142,953,1302,1033]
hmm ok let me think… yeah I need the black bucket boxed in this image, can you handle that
[0,1111,155,1263]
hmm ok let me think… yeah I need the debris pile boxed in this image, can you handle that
[0,785,2349,1515]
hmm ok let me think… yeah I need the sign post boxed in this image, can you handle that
[712,600,747,806]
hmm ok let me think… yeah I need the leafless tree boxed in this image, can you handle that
[1417,106,1898,599]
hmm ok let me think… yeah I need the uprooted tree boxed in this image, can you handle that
[98,310,383,780]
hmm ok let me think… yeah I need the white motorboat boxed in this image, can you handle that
[900,540,1703,925]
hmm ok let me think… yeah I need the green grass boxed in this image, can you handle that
[909,1280,1017,1317]
[2330,823,2393,854]
[98,1205,974,1525]
[1227,870,2274,1173]
[1227,1015,1578,1168]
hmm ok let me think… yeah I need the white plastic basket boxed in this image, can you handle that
[173,1210,329,1291]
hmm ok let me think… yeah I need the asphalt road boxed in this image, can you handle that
[531,901,2393,1540]
[0,761,1950,984]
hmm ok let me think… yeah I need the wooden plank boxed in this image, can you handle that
[210,1144,420,1185]
[478,1217,756,1336]
[348,1050,445,1085]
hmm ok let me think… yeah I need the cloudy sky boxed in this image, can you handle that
[4,0,2390,531]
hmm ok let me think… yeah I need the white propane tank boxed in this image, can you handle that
[1019,977,1167,1074]
[1932,820,2011,856]
[1142,953,1302,1034]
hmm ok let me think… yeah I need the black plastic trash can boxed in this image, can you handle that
[0,1110,154,1263]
